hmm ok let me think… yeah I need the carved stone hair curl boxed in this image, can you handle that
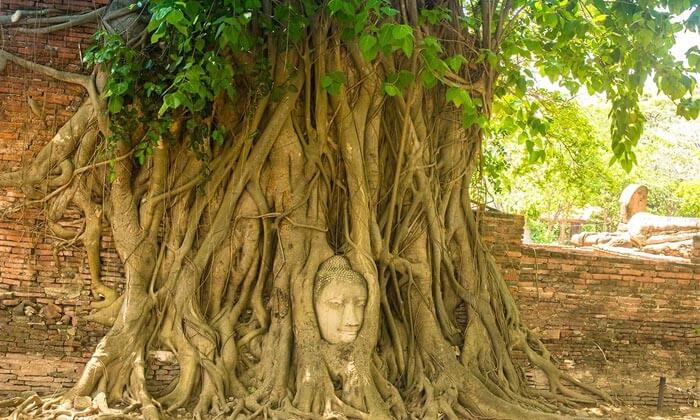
[314,255,367,299]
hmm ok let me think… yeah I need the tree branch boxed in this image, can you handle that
[0,8,60,25]
[0,49,90,88]
[13,7,106,34]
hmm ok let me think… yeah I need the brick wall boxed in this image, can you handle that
[478,209,524,284]
[0,1,102,170]
[515,245,700,406]
[0,0,113,396]
[516,245,699,369]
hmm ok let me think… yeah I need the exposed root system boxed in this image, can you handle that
[0,1,610,418]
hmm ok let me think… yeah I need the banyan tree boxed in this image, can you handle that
[1,0,697,418]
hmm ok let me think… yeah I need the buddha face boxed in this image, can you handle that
[314,279,367,344]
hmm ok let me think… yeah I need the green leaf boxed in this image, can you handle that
[420,70,437,89]
[359,34,378,61]
[320,71,346,96]
[380,6,399,17]
[391,24,410,38]
[543,13,558,28]
[135,149,145,165]
[328,0,354,16]
[446,87,470,107]
[612,141,625,158]
[421,36,442,54]
[112,81,129,96]
[390,24,414,57]
[620,157,633,172]
[108,167,117,183]
[212,128,225,145]
[166,9,184,26]
[687,47,700,72]
[108,96,123,114]
[395,70,415,89]
[677,98,700,120]
[668,0,691,14]
[151,26,166,43]
[446,55,467,73]
[484,50,498,68]
[159,92,187,115]
[401,36,414,58]
[420,7,450,25]
[383,83,400,96]
[592,14,607,23]
[377,24,414,57]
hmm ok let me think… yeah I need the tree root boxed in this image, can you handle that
[3,392,143,420]
[0,5,615,419]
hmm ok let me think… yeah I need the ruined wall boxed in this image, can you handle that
[515,245,700,406]
[477,208,523,284]
[0,0,114,396]
[0,1,99,163]
[517,246,699,371]
[478,213,698,406]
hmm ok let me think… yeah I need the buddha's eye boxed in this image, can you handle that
[356,300,366,307]
[327,300,343,307]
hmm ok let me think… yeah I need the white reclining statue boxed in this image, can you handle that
[572,184,700,259]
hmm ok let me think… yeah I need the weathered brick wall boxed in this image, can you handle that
[0,1,100,166]
[514,245,699,406]
[0,0,113,396]
[478,209,524,284]
[516,246,699,369]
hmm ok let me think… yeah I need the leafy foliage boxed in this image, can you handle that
[496,0,699,170]
[483,91,622,237]
[84,0,262,165]
[586,91,700,217]
[485,89,700,243]
[83,0,699,178]
[676,180,700,217]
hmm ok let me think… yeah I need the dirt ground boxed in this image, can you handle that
[583,404,700,420]
[2,401,699,418]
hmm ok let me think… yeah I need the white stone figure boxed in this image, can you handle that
[572,184,700,259]
[313,256,367,344]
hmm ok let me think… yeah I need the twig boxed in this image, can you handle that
[591,340,608,363]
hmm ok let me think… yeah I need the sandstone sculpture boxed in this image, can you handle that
[313,255,367,344]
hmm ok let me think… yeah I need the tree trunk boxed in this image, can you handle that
[0,1,611,418]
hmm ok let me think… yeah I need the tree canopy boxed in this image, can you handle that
[84,0,700,170]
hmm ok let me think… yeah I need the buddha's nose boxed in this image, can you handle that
[343,304,361,327]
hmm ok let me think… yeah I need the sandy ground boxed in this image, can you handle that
[583,404,700,420]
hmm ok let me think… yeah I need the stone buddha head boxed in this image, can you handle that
[313,256,368,344]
